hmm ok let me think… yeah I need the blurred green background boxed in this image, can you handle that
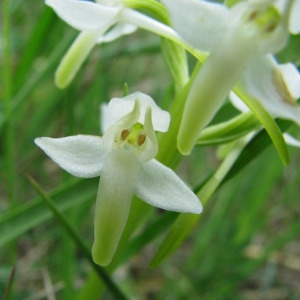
[1,1,300,299]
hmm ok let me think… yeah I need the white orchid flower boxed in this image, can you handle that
[46,0,135,88]
[46,0,182,88]
[35,92,202,266]
[162,0,300,155]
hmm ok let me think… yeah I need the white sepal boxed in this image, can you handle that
[108,92,170,132]
[96,23,137,44]
[100,103,114,134]
[161,0,229,52]
[45,0,121,31]
[138,108,158,163]
[35,135,106,178]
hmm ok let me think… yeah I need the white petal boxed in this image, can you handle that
[138,108,158,163]
[277,63,300,99]
[289,0,300,34]
[241,54,300,125]
[284,133,300,147]
[96,23,137,44]
[108,92,170,132]
[100,103,115,134]
[136,159,202,214]
[101,100,140,153]
[45,0,121,31]
[92,150,140,266]
[35,135,106,178]
[96,0,122,5]
[161,0,229,51]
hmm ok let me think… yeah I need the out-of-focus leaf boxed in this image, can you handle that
[0,178,98,247]
[161,38,189,91]
[197,111,260,146]
[14,7,56,92]
[224,119,291,182]
[150,213,199,268]
[121,210,178,265]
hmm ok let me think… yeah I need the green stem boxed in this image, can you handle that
[156,62,203,168]
[27,175,129,300]
[197,140,246,203]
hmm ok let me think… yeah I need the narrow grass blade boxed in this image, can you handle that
[224,119,291,183]
[0,178,97,248]
[27,175,129,300]
[2,266,16,300]
[197,111,260,146]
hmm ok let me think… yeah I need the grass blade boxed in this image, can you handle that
[2,266,16,300]
[27,174,129,300]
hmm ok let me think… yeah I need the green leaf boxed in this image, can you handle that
[122,211,178,266]
[160,38,189,91]
[234,84,289,165]
[150,213,200,268]
[197,111,260,146]
[224,119,291,182]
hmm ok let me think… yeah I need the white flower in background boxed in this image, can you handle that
[162,0,300,155]
[35,92,202,266]
[230,68,300,149]
[229,56,300,123]
[46,0,136,88]
[46,0,181,88]
[275,0,300,34]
